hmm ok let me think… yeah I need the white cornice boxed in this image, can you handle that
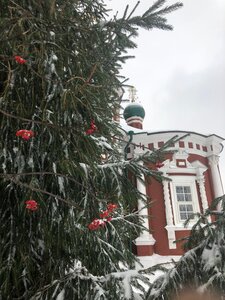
[130,131,224,157]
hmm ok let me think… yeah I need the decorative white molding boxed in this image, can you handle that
[162,179,173,226]
[173,149,189,161]
[191,160,207,176]
[191,161,209,213]
[159,150,203,175]
[196,175,208,212]
[159,152,208,178]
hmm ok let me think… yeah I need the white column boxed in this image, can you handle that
[208,155,224,198]
[135,162,155,247]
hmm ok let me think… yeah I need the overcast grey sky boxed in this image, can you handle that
[107,0,225,187]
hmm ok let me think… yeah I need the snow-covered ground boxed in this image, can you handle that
[136,254,181,284]
[137,254,181,270]
[130,254,181,299]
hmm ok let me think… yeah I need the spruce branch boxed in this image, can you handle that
[142,0,183,18]
[142,0,167,17]
[8,177,81,209]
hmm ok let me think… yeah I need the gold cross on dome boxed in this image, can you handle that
[128,86,137,103]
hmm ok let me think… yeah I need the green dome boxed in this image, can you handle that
[123,103,145,120]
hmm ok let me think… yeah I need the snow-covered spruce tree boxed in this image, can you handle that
[0,1,182,299]
[146,195,225,300]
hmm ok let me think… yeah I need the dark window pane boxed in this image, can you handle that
[186,205,193,211]
[179,204,194,221]
[176,186,183,193]
[187,212,194,219]
[179,205,186,211]
[177,194,185,201]
[180,213,187,220]
[185,194,192,201]
[184,186,191,193]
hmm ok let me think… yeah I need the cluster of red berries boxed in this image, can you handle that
[88,203,118,231]
[25,200,38,211]
[14,55,26,64]
[16,129,34,141]
[85,120,97,135]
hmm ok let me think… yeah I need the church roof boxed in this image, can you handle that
[119,123,224,141]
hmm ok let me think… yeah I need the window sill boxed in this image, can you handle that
[166,224,194,231]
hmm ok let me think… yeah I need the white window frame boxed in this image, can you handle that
[170,176,200,226]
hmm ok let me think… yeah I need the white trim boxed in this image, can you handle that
[167,225,193,231]
[170,176,200,226]
[165,226,177,249]
[134,236,156,246]
[126,116,144,125]
[196,175,209,212]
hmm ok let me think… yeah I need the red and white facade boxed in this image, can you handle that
[122,107,224,257]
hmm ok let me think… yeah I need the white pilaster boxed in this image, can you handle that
[162,180,173,226]
[135,161,156,247]
[162,180,176,249]
[208,155,224,198]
